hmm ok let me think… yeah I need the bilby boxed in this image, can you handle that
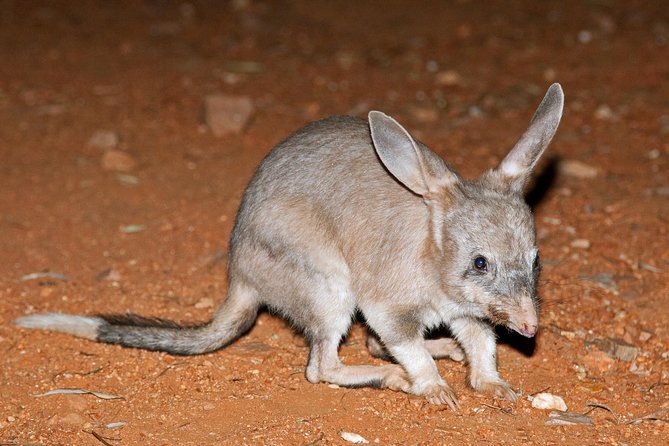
[15,84,564,410]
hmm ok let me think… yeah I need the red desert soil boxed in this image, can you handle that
[1,1,668,445]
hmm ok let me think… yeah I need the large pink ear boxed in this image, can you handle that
[369,111,459,196]
[494,83,564,192]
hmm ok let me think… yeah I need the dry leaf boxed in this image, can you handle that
[33,388,123,400]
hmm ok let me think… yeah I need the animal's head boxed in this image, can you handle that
[369,84,564,337]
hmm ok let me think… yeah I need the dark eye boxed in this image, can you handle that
[533,254,540,270]
[473,256,488,272]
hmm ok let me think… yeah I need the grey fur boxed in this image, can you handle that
[14,84,564,409]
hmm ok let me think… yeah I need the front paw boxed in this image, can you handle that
[472,377,518,401]
[414,382,461,410]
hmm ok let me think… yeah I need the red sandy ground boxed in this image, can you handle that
[1,1,668,444]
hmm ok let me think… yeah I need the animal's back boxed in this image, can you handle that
[228,116,428,305]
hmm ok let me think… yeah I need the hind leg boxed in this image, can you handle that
[367,334,465,362]
[236,235,411,391]
[305,332,410,391]
[303,297,410,390]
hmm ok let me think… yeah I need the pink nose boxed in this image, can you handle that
[520,323,538,338]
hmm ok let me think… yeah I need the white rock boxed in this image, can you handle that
[570,239,591,249]
[594,104,616,120]
[204,94,254,136]
[530,392,568,411]
[558,159,598,179]
[88,130,119,150]
[339,431,369,444]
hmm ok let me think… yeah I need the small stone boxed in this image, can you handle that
[335,51,358,70]
[638,331,653,343]
[591,337,639,362]
[96,268,122,282]
[646,149,660,159]
[543,68,557,82]
[594,104,616,120]
[408,105,438,123]
[530,393,567,411]
[202,402,215,411]
[101,150,137,172]
[468,105,484,118]
[204,94,254,136]
[339,431,369,444]
[558,159,598,179]
[570,239,591,249]
[435,70,462,86]
[578,30,593,44]
[581,350,614,374]
[88,130,119,150]
[116,173,140,186]
[582,273,619,295]
[194,297,214,309]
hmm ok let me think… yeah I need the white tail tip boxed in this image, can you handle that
[14,313,105,340]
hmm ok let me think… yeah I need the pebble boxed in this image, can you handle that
[581,350,614,374]
[96,268,122,282]
[101,150,137,172]
[543,68,557,82]
[408,105,439,123]
[202,401,215,411]
[590,337,639,362]
[530,393,567,411]
[594,104,616,120]
[435,70,462,86]
[638,331,653,343]
[116,173,140,186]
[578,30,593,44]
[570,239,591,249]
[339,431,369,444]
[558,159,598,179]
[204,94,254,136]
[583,273,619,295]
[643,187,669,197]
[87,130,119,150]
[194,297,214,309]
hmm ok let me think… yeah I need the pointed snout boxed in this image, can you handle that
[508,297,539,338]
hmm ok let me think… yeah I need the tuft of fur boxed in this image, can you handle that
[14,313,105,340]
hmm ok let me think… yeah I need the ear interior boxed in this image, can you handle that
[496,83,564,191]
[368,111,457,196]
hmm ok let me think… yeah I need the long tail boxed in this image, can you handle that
[14,295,259,356]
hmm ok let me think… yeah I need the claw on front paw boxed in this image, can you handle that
[418,383,461,411]
[475,379,518,402]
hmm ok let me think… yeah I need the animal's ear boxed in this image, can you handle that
[494,83,564,192]
[369,111,459,196]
